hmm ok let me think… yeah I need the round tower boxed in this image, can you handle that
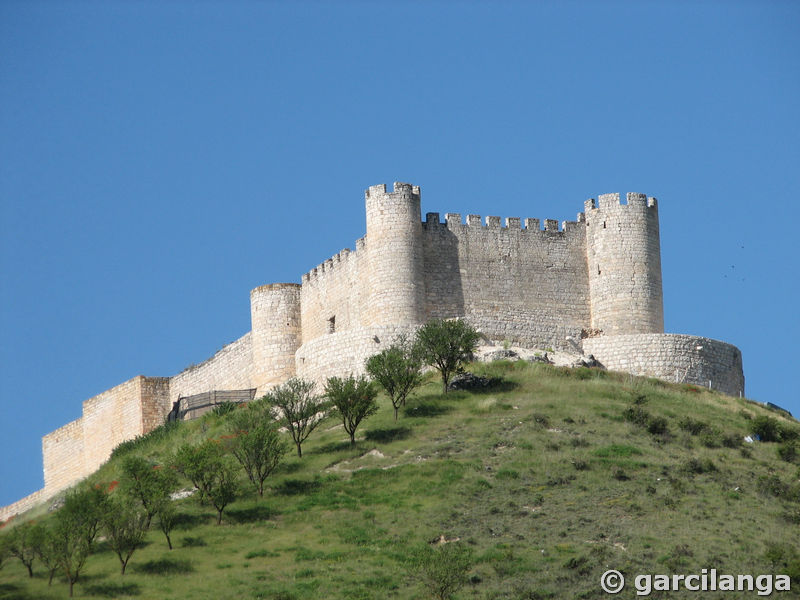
[584,193,664,335]
[364,182,424,327]
[249,283,302,392]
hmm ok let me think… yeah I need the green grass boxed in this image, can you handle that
[1,362,799,599]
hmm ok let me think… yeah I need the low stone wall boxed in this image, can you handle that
[583,333,745,396]
[169,333,253,404]
[295,325,416,387]
[0,489,45,524]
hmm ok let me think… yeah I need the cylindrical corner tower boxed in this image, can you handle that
[250,283,302,392]
[585,192,664,335]
[364,182,424,327]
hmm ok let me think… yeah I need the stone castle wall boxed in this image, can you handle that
[300,243,370,342]
[583,334,745,397]
[1,181,746,522]
[421,212,591,350]
[168,334,253,404]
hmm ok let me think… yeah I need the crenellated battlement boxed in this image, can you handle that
[302,246,360,284]
[585,193,658,211]
[424,211,584,234]
[365,181,421,198]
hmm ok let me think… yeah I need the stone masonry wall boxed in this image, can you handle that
[422,213,591,350]
[42,417,85,496]
[296,325,416,388]
[81,377,149,480]
[301,243,370,343]
[168,333,253,404]
[585,194,664,335]
[0,489,44,523]
[583,334,745,396]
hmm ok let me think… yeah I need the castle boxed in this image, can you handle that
[1,182,745,520]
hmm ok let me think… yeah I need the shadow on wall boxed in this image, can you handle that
[423,223,465,320]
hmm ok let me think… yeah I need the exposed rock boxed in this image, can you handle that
[571,354,604,368]
[483,349,520,362]
[448,372,500,391]
[528,352,553,364]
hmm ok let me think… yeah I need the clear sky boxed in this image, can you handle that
[1,1,798,507]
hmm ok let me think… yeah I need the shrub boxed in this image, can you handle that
[778,441,799,464]
[412,543,474,600]
[682,458,716,475]
[647,417,669,436]
[721,433,743,448]
[699,429,722,448]
[751,416,781,442]
[678,417,709,435]
[757,474,789,499]
[622,406,651,427]
[211,401,238,417]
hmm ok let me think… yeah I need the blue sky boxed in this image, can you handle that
[1,1,798,506]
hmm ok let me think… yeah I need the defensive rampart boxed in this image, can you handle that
[583,334,745,397]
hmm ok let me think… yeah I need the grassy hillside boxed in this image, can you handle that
[1,361,799,599]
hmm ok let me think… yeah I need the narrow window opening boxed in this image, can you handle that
[597,265,601,275]
[327,316,336,334]
[603,221,607,229]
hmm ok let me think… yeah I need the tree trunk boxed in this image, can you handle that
[296,443,302,457]
[350,431,356,445]
[69,579,74,597]
[217,510,223,525]
[166,533,173,550]
[394,407,398,421]
[48,569,55,585]
[26,563,33,577]
[121,559,127,575]
[442,376,448,394]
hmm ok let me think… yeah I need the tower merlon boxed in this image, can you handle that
[506,217,521,229]
[544,219,559,232]
[425,212,440,225]
[486,216,501,228]
[446,213,462,228]
[525,218,540,231]
[467,214,482,227]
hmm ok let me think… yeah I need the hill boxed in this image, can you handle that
[1,361,798,599]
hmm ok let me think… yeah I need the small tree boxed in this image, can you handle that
[174,439,238,524]
[0,532,9,571]
[155,499,177,550]
[414,319,481,394]
[120,455,178,528]
[101,499,148,575]
[224,400,288,496]
[413,542,474,600]
[266,378,326,457]
[30,523,60,585]
[366,337,422,420]
[52,486,108,597]
[325,375,379,445]
[7,521,37,577]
